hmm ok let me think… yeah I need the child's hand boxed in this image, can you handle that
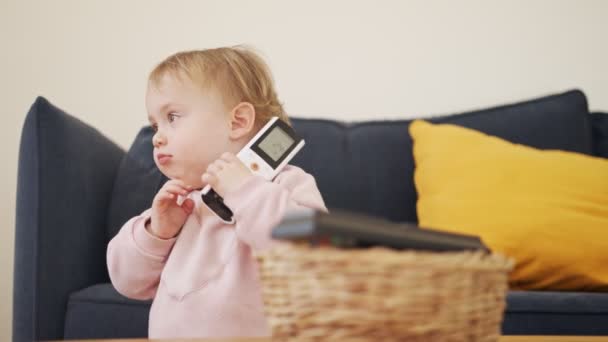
[147,180,195,239]
[202,152,254,198]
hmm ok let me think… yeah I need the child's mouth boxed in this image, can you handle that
[157,154,172,165]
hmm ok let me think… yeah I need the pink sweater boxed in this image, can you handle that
[107,165,327,339]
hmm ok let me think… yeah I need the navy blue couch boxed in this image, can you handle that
[13,89,608,341]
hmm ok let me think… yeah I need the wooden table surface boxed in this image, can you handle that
[499,337,607,342]
[54,337,608,342]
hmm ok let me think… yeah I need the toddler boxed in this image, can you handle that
[107,46,327,339]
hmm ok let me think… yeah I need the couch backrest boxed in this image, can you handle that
[106,89,596,239]
[591,112,608,159]
[290,89,594,223]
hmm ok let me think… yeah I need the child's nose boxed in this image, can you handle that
[153,132,166,147]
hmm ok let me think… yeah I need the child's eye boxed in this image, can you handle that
[151,123,158,132]
[168,113,179,122]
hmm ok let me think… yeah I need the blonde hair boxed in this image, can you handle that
[148,45,290,127]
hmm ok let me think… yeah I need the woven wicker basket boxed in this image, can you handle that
[256,243,513,341]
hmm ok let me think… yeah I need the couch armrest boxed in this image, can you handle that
[13,97,125,342]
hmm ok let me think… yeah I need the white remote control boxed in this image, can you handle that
[200,117,305,223]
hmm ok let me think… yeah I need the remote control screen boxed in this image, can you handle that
[258,127,295,161]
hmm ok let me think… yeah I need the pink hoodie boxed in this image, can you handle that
[107,165,327,339]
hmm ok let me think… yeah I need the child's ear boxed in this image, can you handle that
[228,102,256,140]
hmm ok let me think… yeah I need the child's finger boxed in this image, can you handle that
[154,192,174,204]
[213,159,229,169]
[201,172,218,186]
[220,152,237,162]
[163,180,192,192]
[162,184,191,196]
[206,162,223,174]
[180,198,194,213]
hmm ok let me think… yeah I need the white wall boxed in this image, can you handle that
[1,0,607,340]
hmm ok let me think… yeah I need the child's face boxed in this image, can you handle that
[146,74,232,188]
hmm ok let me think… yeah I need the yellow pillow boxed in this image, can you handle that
[410,120,608,291]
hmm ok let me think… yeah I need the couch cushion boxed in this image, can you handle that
[503,291,608,334]
[591,112,608,159]
[290,119,351,211]
[347,121,416,221]
[64,283,150,339]
[65,284,608,338]
[106,127,168,240]
[430,90,592,152]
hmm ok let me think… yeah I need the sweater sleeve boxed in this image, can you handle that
[223,166,328,252]
[106,208,177,300]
